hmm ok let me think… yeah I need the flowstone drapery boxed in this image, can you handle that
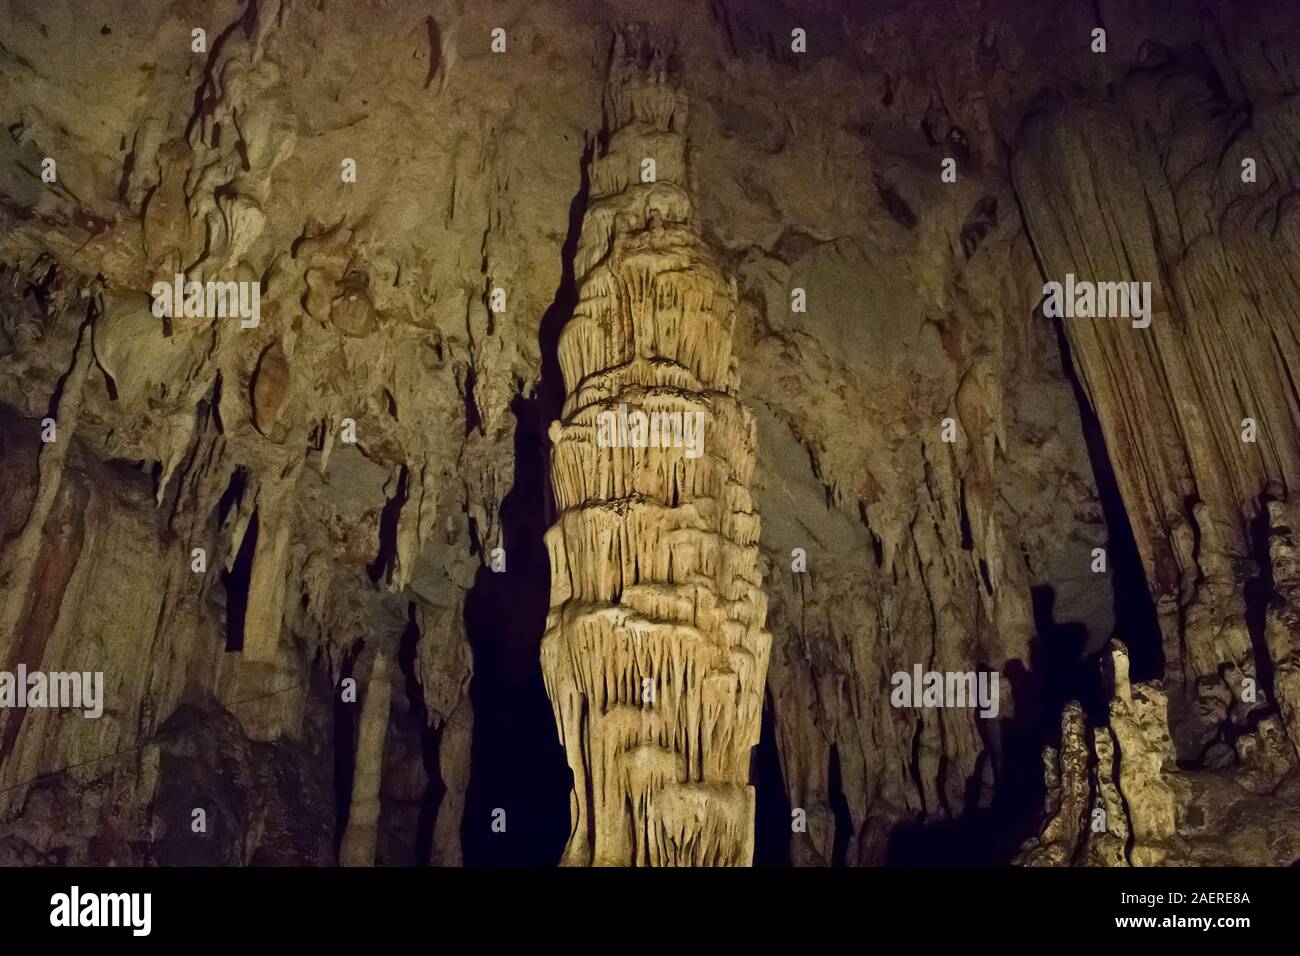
[539,55,772,867]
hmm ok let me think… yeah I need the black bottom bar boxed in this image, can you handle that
[0,865,1290,942]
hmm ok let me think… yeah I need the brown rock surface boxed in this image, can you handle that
[539,45,771,866]
[0,0,1298,868]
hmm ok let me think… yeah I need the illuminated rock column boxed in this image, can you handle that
[540,66,772,867]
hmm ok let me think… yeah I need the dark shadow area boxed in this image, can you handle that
[1243,494,1279,707]
[0,404,41,543]
[885,779,1028,865]
[153,699,335,866]
[460,397,571,866]
[367,464,409,585]
[460,142,591,866]
[752,691,792,866]
[535,138,594,441]
[220,508,257,653]
[462,365,482,437]
[886,658,1046,865]
[1032,585,1107,724]
[1051,315,1162,681]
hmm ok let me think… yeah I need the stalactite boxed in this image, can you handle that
[240,466,301,663]
[540,43,771,867]
[1012,83,1300,766]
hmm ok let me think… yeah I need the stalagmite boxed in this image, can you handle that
[1019,642,1182,866]
[1103,642,1182,865]
[1018,702,1089,866]
[540,46,771,867]
[339,650,392,867]
[1265,499,1300,753]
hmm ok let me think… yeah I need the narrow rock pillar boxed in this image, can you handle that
[340,649,391,867]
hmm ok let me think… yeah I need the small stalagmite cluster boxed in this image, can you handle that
[1017,642,1184,866]
[540,48,771,867]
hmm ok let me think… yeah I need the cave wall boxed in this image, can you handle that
[0,0,1297,866]
[1011,0,1300,865]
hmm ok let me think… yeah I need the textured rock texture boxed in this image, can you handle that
[540,46,770,866]
[1013,0,1300,866]
[0,0,1298,868]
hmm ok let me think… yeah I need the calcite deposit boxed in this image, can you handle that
[1,0,1300,870]
[540,49,771,866]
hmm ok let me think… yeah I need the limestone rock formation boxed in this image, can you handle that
[1008,2,1300,868]
[1017,642,1183,866]
[339,649,391,866]
[1,0,1299,872]
[540,46,771,867]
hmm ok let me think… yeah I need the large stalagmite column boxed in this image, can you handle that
[540,56,772,867]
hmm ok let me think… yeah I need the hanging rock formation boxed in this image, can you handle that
[540,45,772,867]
